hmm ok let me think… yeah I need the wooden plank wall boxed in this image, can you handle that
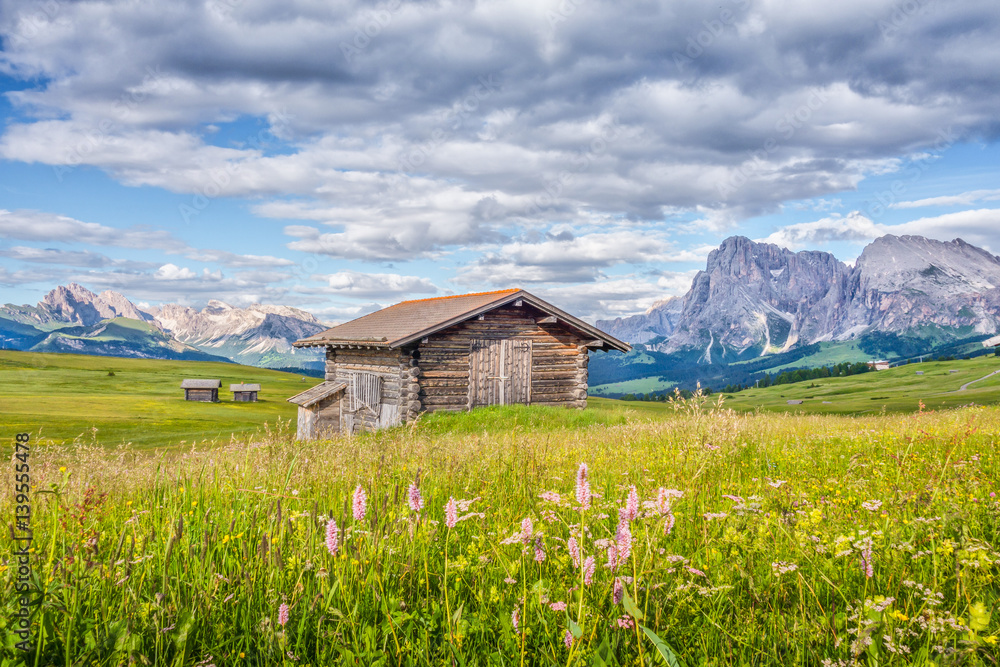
[416,303,588,413]
[325,347,408,434]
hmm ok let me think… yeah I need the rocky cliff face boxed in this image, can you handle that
[837,235,1000,338]
[148,301,326,367]
[597,234,1000,359]
[4,283,158,327]
[598,297,683,344]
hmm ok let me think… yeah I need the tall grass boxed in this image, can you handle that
[3,401,999,665]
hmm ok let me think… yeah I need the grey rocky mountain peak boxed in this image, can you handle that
[597,234,1000,359]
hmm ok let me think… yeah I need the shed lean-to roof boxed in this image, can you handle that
[230,384,261,392]
[287,381,347,408]
[181,379,221,389]
[293,288,630,353]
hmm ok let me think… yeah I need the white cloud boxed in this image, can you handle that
[317,270,439,298]
[760,208,1000,254]
[155,264,198,280]
[890,189,1000,209]
[758,212,885,250]
[0,209,188,252]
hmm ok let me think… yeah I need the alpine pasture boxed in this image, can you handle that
[2,351,999,665]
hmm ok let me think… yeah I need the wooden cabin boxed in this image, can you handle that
[181,379,221,402]
[985,335,1000,356]
[230,383,261,402]
[289,288,630,439]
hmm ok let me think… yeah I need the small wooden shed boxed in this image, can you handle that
[230,383,261,402]
[289,288,630,439]
[287,381,347,440]
[181,379,221,402]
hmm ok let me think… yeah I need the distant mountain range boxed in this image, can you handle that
[593,234,1000,393]
[0,283,327,371]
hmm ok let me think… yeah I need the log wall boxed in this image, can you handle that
[415,303,588,413]
[317,302,592,431]
[324,347,410,435]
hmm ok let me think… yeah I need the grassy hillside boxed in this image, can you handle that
[5,403,998,665]
[720,354,1000,414]
[0,350,311,448]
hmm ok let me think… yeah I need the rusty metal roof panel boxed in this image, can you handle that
[286,381,347,408]
[293,289,522,348]
[293,288,631,353]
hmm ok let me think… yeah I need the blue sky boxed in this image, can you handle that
[2,0,1000,323]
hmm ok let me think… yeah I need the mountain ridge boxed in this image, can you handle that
[1,284,326,370]
[597,234,1000,361]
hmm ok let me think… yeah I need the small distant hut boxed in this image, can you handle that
[231,383,261,402]
[984,334,1000,356]
[867,360,890,371]
[289,288,630,439]
[181,379,221,402]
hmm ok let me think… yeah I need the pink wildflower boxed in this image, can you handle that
[616,615,635,629]
[512,608,519,631]
[583,556,595,585]
[563,629,573,648]
[534,536,546,562]
[567,536,581,567]
[613,578,624,604]
[615,520,632,564]
[575,463,591,509]
[278,603,289,627]
[656,487,671,515]
[605,544,618,570]
[504,577,517,585]
[687,566,706,577]
[325,518,339,556]
[549,601,568,612]
[445,497,458,529]
[624,485,639,522]
[407,483,423,512]
[520,517,533,545]
[352,485,367,522]
[663,512,675,536]
[861,544,874,579]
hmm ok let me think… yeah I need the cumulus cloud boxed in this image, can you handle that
[761,208,1000,254]
[316,270,439,298]
[3,0,1000,316]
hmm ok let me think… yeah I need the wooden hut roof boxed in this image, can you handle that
[287,381,347,408]
[180,379,221,389]
[230,383,261,392]
[293,288,630,352]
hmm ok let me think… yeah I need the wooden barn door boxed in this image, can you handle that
[469,339,531,407]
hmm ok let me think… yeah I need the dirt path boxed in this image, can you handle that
[958,369,1000,391]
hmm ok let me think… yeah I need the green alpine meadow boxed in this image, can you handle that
[3,374,998,665]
